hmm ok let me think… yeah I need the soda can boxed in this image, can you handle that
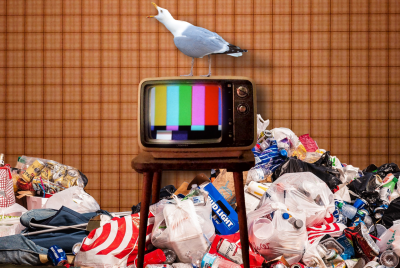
[48,245,68,266]
[380,250,399,268]
[290,263,305,268]
[271,262,288,268]
[72,242,81,256]
[353,198,367,210]
[22,159,45,182]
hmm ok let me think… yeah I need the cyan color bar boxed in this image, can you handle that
[192,85,205,126]
[166,86,179,127]
[191,125,205,131]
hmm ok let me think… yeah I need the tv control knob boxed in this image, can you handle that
[237,104,247,113]
[237,86,249,98]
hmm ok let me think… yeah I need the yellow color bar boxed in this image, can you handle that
[154,86,167,126]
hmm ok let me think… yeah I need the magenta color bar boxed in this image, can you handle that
[192,85,205,126]
[166,126,179,130]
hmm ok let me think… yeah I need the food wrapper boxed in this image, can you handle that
[21,160,45,182]
[291,143,307,160]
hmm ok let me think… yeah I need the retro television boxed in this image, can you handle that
[138,77,257,158]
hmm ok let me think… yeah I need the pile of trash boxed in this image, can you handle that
[0,115,399,268]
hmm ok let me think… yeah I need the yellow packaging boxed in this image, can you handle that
[22,160,45,182]
[40,166,52,181]
[291,144,307,160]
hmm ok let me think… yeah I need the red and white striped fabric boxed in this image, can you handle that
[307,223,346,244]
[0,165,15,208]
[75,213,154,268]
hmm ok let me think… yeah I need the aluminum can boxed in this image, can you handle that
[48,245,68,266]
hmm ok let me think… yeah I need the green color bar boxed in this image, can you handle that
[154,85,167,126]
[179,85,192,125]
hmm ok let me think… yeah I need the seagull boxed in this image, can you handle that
[147,2,247,77]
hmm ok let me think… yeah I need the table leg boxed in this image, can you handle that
[137,171,154,268]
[152,171,162,204]
[233,171,250,268]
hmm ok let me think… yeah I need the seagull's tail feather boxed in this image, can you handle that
[216,44,247,57]
[227,52,243,57]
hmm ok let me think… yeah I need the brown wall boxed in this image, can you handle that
[0,0,399,211]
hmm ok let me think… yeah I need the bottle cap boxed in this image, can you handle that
[279,149,288,157]
[337,202,344,209]
[294,219,303,229]
[282,213,290,220]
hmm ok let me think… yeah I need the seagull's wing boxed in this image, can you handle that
[174,25,229,58]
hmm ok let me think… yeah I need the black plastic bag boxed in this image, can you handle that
[375,163,400,179]
[363,164,378,174]
[348,173,378,196]
[382,197,400,228]
[272,157,342,191]
[314,151,333,167]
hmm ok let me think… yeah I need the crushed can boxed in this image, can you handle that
[48,245,68,266]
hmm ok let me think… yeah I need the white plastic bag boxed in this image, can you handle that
[271,128,300,147]
[247,202,307,264]
[333,185,351,203]
[259,172,335,227]
[163,198,208,263]
[257,114,270,138]
[0,203,28,236]
[302,236,327,268]
[377,220,400,255]
[44,186,100,213]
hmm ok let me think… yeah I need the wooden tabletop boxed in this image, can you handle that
[132,150,255,173]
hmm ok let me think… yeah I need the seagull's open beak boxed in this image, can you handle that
[147,2,158,18]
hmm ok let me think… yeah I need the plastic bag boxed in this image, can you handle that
[151,197,215,250]
[44,186,100,213]
[377,220,400,255]
[163,197,208,263]
[16,155,87,189]
[270,128,301,156]
[272,157,342,191]
[302,236,327,268]
[247,202,307,264]
[260,172,335,227]
[257,114,270,139]
[0,203,28,237]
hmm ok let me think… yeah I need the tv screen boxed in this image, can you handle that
[138,77,256,158]
[147,83,222,141]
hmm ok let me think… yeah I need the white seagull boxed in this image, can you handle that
[148,2,247,77]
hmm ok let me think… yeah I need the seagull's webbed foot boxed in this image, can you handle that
[180,73,193,77]
[200,72,211,77]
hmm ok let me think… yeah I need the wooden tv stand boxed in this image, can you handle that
[132,151,255,268]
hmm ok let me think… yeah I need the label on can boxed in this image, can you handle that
[215,238,243,264]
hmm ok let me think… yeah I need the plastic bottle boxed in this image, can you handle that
[380,176,399,203]
[201,253,241,268]
[337,202,365,221]
[183,184,205,205]
[247,166,270,183]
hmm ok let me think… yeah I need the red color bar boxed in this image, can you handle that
[205,85,219,125]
